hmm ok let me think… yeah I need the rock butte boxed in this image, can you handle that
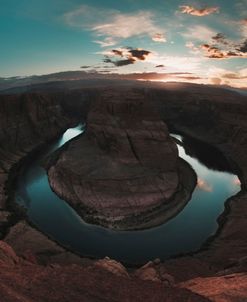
[0,81,246,301]
[47,89,196,229]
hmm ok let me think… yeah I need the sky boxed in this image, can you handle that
[1,0,247,87]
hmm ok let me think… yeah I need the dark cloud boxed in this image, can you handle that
[80,65,91,69]
[201,44,225,58]
[196,31,247,59]
[155,64,165,68]
[103,56,135,66]
[112,49,124,57]
[212,33,229,45]
[127,48,151,60]
[237,39,247,53]
[226,51,239,57]
[200,40,246,59]
[104,47,152,67]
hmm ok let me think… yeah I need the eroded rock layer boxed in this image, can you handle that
[47,89,196,229]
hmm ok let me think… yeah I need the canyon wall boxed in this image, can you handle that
[0,83,246,301]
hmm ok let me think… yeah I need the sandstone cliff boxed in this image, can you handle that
[47,88,196,229]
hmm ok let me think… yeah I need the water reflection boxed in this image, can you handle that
[181,135,233,173]
[57,125,85,149]
[197,178,213,192]
[15,128,241,264]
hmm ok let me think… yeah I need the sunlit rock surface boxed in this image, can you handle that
[0,240,210,302]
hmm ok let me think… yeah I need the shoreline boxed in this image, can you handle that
[46,153,197,231]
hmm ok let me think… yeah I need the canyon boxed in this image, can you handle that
[0,81,246,301]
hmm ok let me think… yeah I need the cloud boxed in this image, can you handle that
[155,64,165,68]
[212,33,229,45]
[201,43,247,59]
[112,49,124,57]
[222,72,247,80]
[207,67,247,88]
[93,37,117,47]
[201,44,222,58]
[200,37,247,59]
[211,77,222,85]
[226,18,247,39]
[128,48,151,60]
[237,39,247,53]
[182,25,216,41]
[148,54,203,72]
[235,0,247,17]
[185,29,247,59]
[103,47,152,67]
[240,19,247,37]
[92,11,166,42]
[64,5,114,28]
[179,5,219,16]
[185,41,201,54]
[104,57,135,66]
[65,6,166,45]
[78,68,246,88]
[152,33,166,42]
[107,71,202,81]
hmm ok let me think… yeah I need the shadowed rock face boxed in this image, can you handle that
[0,83,247,301]
[47,89,196,229]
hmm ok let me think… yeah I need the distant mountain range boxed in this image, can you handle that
[1,70,247,95]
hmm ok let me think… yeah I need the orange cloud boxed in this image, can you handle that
[200,44,246,59]
[179,5,219,16]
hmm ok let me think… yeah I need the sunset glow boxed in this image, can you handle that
[0,1,246,88]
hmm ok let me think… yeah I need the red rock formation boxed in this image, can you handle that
[47,89,196,229]
[0,240,210,302]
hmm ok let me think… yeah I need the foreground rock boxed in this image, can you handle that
[47,89,196,230]
[180,273,247,302]
[0,240,210,302]
[4,221,92,265]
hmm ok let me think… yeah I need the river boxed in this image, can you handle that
[15,124,241,264]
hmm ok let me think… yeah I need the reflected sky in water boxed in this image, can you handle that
[16,127,241,264]
[58,126,85,148]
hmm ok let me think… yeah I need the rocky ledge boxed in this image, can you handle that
[47,89,196,230]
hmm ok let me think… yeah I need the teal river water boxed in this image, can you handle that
[15,125,241,263]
